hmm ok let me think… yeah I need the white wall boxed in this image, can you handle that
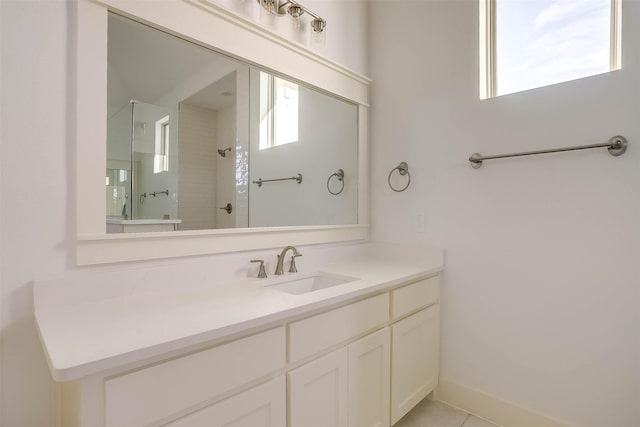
[369,1,639,426]
[0,1,369,426]
[1,2,68,426]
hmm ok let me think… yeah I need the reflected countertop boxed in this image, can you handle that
[107,217,182,225]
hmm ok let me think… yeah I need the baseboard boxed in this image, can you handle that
[434,379,576,427]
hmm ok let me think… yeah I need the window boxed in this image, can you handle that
[480,0,621,98]
[259,72,299,149]
[154,115,170,173]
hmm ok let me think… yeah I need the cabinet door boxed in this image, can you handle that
[163,376,285,427]
[348,328,390,427]
[289,347,348,427]
[391,305,440,425]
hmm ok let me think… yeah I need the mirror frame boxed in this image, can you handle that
[76,0,370,265]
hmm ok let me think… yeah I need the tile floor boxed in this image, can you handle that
[394,399,500,427]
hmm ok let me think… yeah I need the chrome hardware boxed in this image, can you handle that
[250,259,268,278]
[311,17,326,33]
[288,4,304,18]
[217,147,232,157]
[219,203,233,214]
[289,254,303,273]
[150,189,169,197]
[253,173,303,187]
[274,246,301,275]
[388,162,411,192]
[327,169,345,195]
[469,135,628,169]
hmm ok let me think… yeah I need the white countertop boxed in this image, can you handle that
[35,246,443,382]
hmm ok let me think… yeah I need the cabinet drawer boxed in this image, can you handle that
[391,276,439,320]
[105,327,285,427]
[289,294,389,363]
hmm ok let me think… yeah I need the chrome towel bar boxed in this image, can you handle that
[252,173,303,187]
[469,135,627,169]
[150,189,169,197]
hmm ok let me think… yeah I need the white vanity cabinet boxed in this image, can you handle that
[51,275,440,427]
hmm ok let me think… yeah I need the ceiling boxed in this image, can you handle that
[108,14,241,114]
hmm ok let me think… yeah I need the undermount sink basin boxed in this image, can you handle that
[266,274,358,295]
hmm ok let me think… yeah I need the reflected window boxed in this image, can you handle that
[259,72,299,149]
[154,115,170,173]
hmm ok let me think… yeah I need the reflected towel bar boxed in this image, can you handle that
[469,135,628,169]
[253,173,303,187]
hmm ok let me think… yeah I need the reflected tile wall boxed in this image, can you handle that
[234,65,250,228]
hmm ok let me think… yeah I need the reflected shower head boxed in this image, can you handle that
[217,147,232,157]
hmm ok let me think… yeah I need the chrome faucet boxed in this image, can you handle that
[274,246,302,275]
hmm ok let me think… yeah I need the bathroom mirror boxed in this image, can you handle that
[106,13,358,233]
[76,0,369,264]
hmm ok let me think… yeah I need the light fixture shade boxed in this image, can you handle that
[288,5,304,29]
[310,18,326,48]
[260,0,278,25]
[291,15,301,30]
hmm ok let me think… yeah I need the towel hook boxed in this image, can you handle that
[327,169,345,195]
[388,162,411,192]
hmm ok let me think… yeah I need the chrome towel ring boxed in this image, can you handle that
[388,162,411,192]
[327,169,345,195]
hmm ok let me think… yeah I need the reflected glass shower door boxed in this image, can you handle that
[131,101,177,221]
[106,102,134,219]
[106,101,177,222]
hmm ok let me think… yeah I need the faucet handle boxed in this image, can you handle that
[288,254,303,273]
[250,259,268,278]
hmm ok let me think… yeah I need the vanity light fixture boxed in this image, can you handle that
[256,0,326,45]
